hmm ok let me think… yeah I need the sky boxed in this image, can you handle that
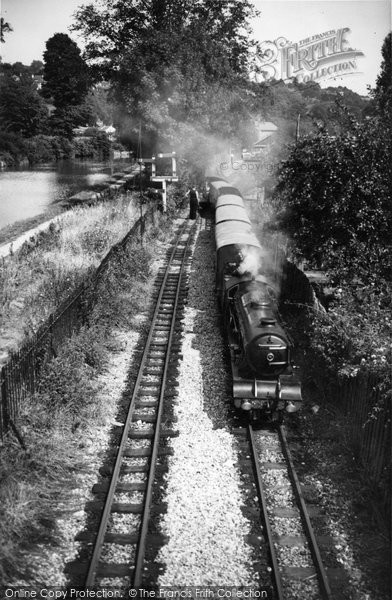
[0,0,390,95]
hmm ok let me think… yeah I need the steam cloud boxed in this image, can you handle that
[237,245,263,278]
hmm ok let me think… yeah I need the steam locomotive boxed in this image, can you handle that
[206,176,302,421]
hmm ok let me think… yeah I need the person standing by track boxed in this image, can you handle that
[186,185,199,219]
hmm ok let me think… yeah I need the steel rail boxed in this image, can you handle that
[278,424,332,600]
[84,220,193,586]
[132,221,195,587]
[248,425,285,600]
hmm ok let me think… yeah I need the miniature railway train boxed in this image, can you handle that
[205,176,302,421]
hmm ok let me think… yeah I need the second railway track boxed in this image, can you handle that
[236,423,350,599]
[67,219,197,589]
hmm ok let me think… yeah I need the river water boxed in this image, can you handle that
[0,159,131,230]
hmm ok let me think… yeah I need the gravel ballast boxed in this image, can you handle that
[157,227,260,587]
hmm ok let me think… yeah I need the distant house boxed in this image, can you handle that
[242,121,278,159]
[253,121,278,151]
[100,124,116,141]
[72,123,116,141]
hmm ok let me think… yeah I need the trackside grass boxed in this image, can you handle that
[0,195,141,362]
[0,205,179,584]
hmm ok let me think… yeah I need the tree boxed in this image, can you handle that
[0,73,48,136]
[42,33,90,108]
[84,86,112,124]
[271,114,391,288]
[374,32,392,119]
[30,60,44,75]
[73,0,257,79]
[71,0,261,155]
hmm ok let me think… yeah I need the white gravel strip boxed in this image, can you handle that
[157,225,258,587]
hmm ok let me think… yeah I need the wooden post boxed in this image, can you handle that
[161,180,167,213]
[171,152,176,177]
[296,114,301,142]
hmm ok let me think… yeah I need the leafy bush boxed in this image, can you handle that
[167,180,189,212]
[47,135,73,160]
[25,136,56,164]
[307,302,390,380]
[73,136,95,157]
[283,294,391,419]
[0,151,17,167]
[73,132,111,159]
[91,131,111,158]
[272,113,391,288]
[1,134,74,165]
[270,74,391,417]
[0,131,27,164]
[37,332,101,415]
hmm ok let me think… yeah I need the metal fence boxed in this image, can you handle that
[0,208,154,443]
[335,372,390,519]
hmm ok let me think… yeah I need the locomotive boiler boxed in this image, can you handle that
[207,175,302,421]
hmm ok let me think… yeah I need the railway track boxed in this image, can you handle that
[236,424,348,599]
[67,219,197,588]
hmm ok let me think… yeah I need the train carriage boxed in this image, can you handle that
[207,176,302,421]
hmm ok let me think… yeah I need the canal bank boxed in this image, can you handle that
[0,158,133,234]
[0,161,138,251]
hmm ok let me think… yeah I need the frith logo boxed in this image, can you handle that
[252,28,364,85]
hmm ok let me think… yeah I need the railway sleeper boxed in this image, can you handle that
[272,534,337,547]
[260,462,288,470]
[128,412,157,423]
[85,500,167,515]
[143,368,179,377]
[123,446,174,456]
[129,428,179,439]
[75,531,169,546]
[96,562,134,578]
[272,505,322,518]
[281,565,347,585]
[93,481,146,494]
[135,398,158,406]
[64,560,133,578]
[100,460,164,476]
[86,500,143,513]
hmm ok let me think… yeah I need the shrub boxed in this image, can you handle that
[25,136,54,164]
[0,151,16,167]
[167,180,189,212]
[37,329,102,416]
[0,132,73,165]
[285,293,391,415]
[73,132,111,159]
[0,131,27,163]
[73,136,95,158]
[272,114,391,288]
[91,131,111,159]
[23,135,74,164]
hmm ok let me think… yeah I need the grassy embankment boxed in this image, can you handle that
[0,195,142,361]
[0,192,182,583]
